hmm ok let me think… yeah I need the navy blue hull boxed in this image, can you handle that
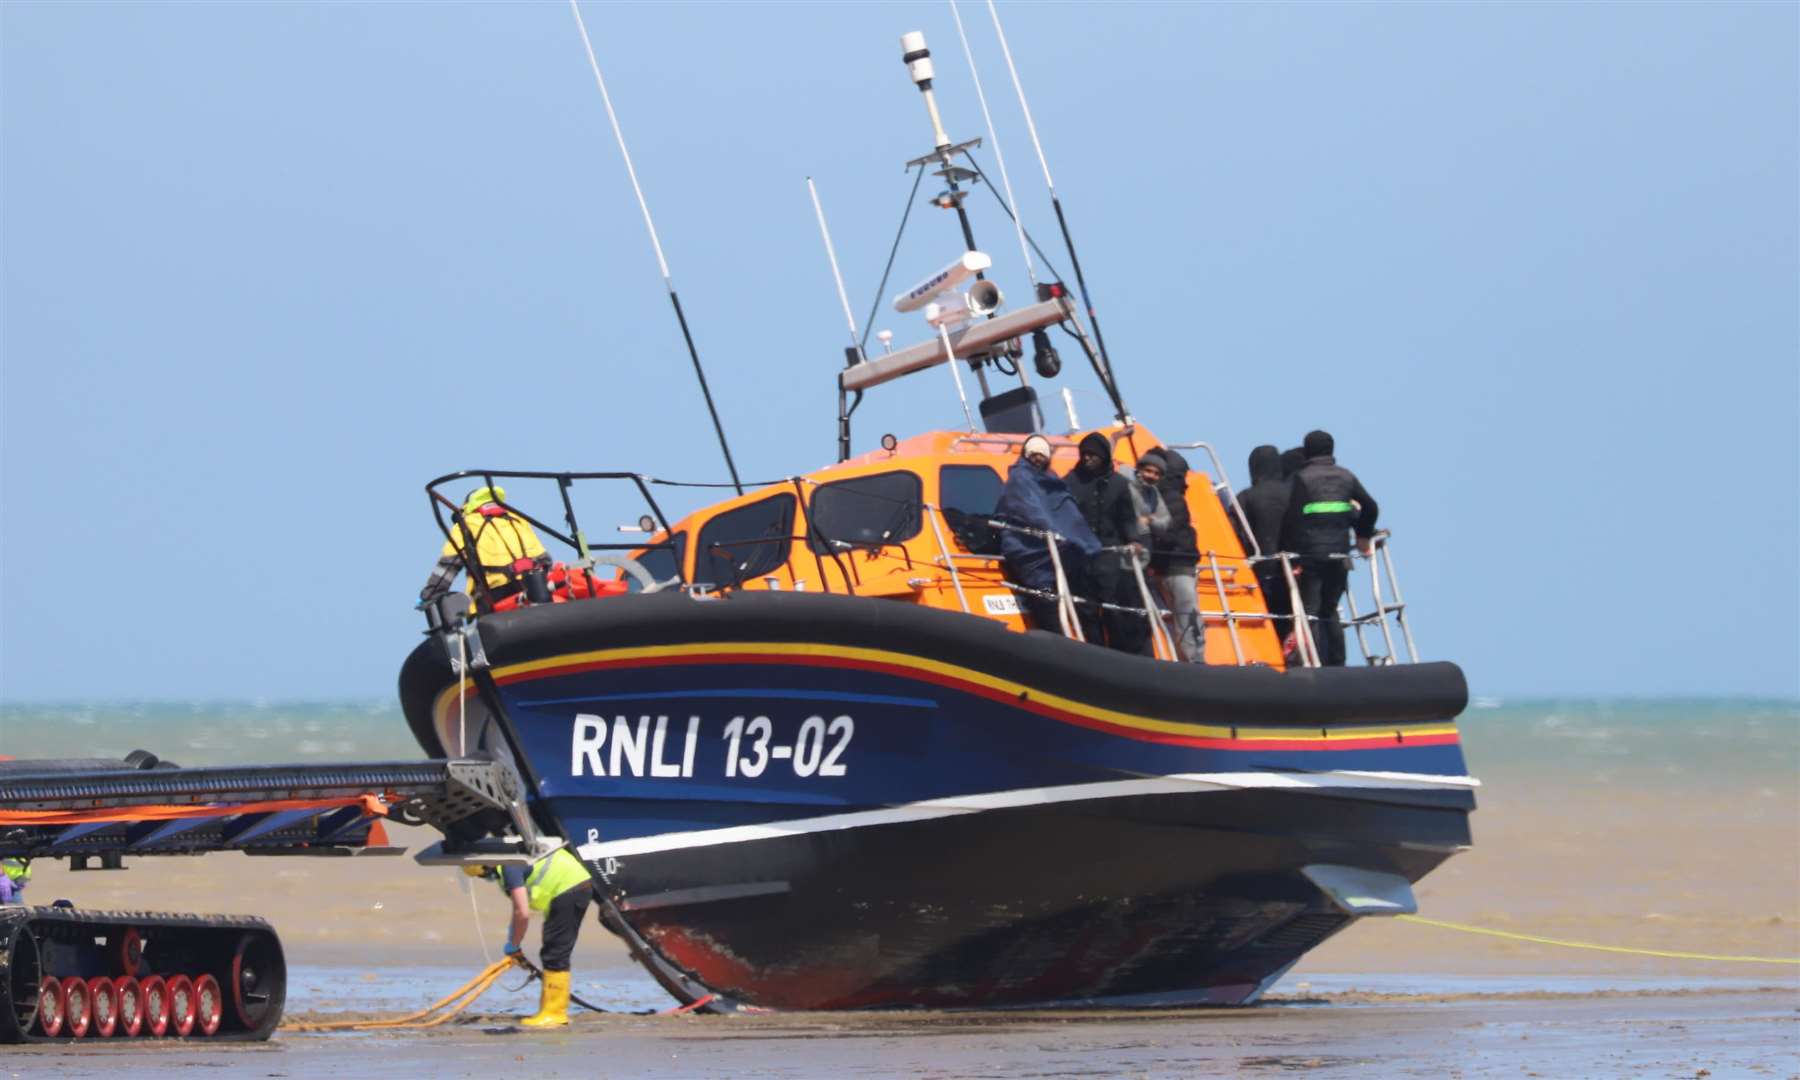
[399,592,1475,1009]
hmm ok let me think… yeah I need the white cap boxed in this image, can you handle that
[1022,434,1052,461]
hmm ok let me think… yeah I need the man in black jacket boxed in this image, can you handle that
[1064,432,1146,652]
[1140,448,1205,662]
[1232,445,1296,649]
[1279,430,1378,666]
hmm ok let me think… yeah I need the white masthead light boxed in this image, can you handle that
[900,31,952,150]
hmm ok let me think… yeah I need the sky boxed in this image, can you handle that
[2,1,1795,702]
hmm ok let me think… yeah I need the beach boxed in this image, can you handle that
[5,699,1798,1075]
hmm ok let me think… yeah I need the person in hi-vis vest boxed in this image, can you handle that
[465,847,594,1028]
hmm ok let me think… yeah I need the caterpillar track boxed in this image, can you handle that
[1,907,283,1042]
[0,752,534,1042]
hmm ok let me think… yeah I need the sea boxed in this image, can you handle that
[3,697,1795,778]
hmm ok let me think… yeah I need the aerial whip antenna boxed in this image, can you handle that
[809,177,867,462]
[807,177,862,353]
[985,0,1129,422]
[568,0,743,494]
[947,0,1036,287]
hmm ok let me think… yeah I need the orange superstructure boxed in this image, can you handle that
[633,424,1286,669]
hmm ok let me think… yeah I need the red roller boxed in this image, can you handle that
[62,977,92,1038]
[87,977,118,1037]
[114,975,144,1037]
[118,928,144,974]
[166,974,196,1037]
[193,974,223,1036]
[140,974,170,1037]
[35,976,63,1037]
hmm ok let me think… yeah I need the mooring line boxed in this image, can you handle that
[1397,915,1800,965]
[284,958,517,1032]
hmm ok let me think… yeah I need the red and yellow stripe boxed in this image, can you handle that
[455,642,1461,753]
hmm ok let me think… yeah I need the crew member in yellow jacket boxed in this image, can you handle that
[419,486,551,607]
[466,846,594,1028]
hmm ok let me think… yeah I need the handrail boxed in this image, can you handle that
[1202,550,1245,665]
[1248,530,1421,668]
[1162,441,1258,559]
[1042,529,1084,641]
[1336,531,1418,665]
[924,504,972,614]
[1125,546,1178,661]
[1378,533,1421,662]
[421,468,1422,669]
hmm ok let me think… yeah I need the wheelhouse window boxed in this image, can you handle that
[696,494,796,589]
[939,465,1004,555]
[806,471,922,554]
[630,531,686,591]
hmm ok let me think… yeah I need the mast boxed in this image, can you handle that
[901,33,985,276]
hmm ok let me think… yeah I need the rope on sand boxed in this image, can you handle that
[283,958,518,1031]
[1397,915,1800,965]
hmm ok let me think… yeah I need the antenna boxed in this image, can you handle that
[807,177,861,353]
[568,0,744,495]
[899,32,985,262]
[947,0,1036,287]
[985,0,1130,423]
[811,176,866,463]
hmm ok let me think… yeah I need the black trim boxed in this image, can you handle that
[400,591,1467,755]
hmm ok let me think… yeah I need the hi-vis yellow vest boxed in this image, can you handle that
[522,848,590,913]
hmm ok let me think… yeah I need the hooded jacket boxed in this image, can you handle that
[1232,444,1290,557]
[1280,447,1307,479]
[996,457,1102,590]
[1147,448,1199,573]
[1280,454,1378,557]
[1063,432,1138,550]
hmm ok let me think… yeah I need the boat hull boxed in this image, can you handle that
[399,592,1475,1009]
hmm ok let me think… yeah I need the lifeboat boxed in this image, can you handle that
[398,26,1474,1012]
[399,422,1470,1010]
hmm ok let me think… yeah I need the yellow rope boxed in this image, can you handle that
[1398,915,1800,965]
[284,958,521,1031]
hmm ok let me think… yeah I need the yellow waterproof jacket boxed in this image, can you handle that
[443,510,548,592]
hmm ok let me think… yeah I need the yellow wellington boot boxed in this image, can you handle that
[521,970,571,1028]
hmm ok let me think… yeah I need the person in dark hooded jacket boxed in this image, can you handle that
[1140,448,1205,662]
[1280,447,1307,480]
[996,434,1101,634]
[1231,444,1296,649]
[1063,432,1146,652]
[1279,429,1378,666]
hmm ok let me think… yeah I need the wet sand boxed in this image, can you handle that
[29,782,1797,982]
[9,989,1797,1078]
[13,711,1800,1076]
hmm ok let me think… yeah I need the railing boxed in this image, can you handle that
[1341,530,1419,665]
[1249,531,1419,668]
[420,469,1420,670]
[422,469,687,616]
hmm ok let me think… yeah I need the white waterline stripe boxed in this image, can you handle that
[576,770,1476,860]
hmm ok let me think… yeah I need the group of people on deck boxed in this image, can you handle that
[996,433,1207,661]
[996,428,1378,667]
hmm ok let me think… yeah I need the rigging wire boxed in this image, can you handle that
[947,0,1036,286]
[567,0,743,495]
[964,154,1065,283]
[859,165,927,354]
[985,0,1128,421]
